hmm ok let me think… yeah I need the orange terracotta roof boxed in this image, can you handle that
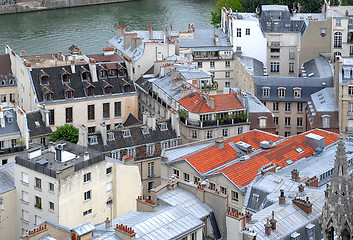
[177,130,283,174]
[215,129,339,187]
[178,92,245,113]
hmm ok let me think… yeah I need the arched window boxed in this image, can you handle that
[334,32,342,48]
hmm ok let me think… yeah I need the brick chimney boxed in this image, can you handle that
[305,176,318,188]
[215,139,224,149]
[298,184,305,192]
[292,197,313,214]
[115,224,136,240]
[206,96,215,109]
[264,219,271,236]
[148,25,153,39]
[116,26,126,39]
[291,169,300,182]
[325,184,330,198]
[270,211,277,230]
[278,189,285,204]
[245,211,252,222]
[105,217,111,228]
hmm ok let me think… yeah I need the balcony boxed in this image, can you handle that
[0,146,26,155]
[180,114,248,128]
[202,81,218,91]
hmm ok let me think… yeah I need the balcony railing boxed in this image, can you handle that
[0,146,26,155]
[180,117,248,128]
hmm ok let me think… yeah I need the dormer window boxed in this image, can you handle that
[64,84,75,99]
[293,87,302,98]
[262,87,270,97]
[122,79,131,92]
[118,69,127,77]
[42,86,53,101]
[258,116,267,128]
[9,79,14,85]
[108,69,117,77]
[159,122,168,131]
[107,132,115,141]
[40,70,49,85]
[61,68,71,83]
[322,115,331,128]
[83,81,95,97]
[89,135,98,145]
[278,87,286,98]
[100,69,107,78]
[122,129,131,138]
[141,126,149,135]
[4,111,13,123]
[66,90,74,98]
[102,80,113,95]
[1,80,5,86]
[81,66,90,81]
[106,63,117,77]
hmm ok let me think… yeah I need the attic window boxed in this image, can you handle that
[1,80,5,86]
[89,136,98,145]
[61,68,71,83]
[66,90,74,99]
[122,129,131,138]
[7,117,13,123]
[296,147,304,154]
[99,69,107,78]
[45,92,53,101]
[141,126,149,135]
[87,86,94,96]
[285,159,293,165]
[159,122,168,131]
[108,69,117,77]
[40,70,49,85]
[107,132,115,141]
[9,79,14,85]
[81,67,90,81]
[35,121,40,127]
[103,80,113,95]
[118,69,127,77]
[252,194,259,202]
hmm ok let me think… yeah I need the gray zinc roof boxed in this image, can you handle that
[0,162,14,194]
[72,222,95,236]
[164,141,215,162]
[178,28,232,49]
[0,109,20,136]
[310,87,338,112]
[239,56,264,76]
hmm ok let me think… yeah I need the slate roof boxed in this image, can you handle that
[0,54,16,87]
[178,92,245,114]
[122,113,141,127]
[0,109,20,136]
[0,162,14,194]
[89,120,178,153]
[26,110,52,138]
[170,130,283,174]
[30,63,135,103]
[135,66,155,93]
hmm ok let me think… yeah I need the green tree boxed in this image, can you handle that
[211,0,242,28]
[49,124,79,143]
[300,0,324,13]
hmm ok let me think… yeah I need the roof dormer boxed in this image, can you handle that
[83,81,95,96]
[39,70,50,85]
[42,86,53,101]
[81,66,91,81]
[98,65,108,78]
[102,80,113,94]
[61,68,71,83]
[64,84,75,99]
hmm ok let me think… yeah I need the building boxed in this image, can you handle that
[26,108,52,146]
[77,114,180,198]
[15,141,141,239]
[0,54,16,104]
[177,27,235,92]
[109,26,175,81]
[5,45,138,133]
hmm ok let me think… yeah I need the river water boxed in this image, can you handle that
[0,0,216,55]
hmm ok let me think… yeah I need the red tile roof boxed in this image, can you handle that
[176,130,283,174]
[215,129,339,187]
[88,54,123,62]
[178,92,245,113]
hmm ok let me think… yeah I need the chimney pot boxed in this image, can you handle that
[270,211,277,230]
[264,219,271,235]
[279,189,285,204]
[298,184,305,192]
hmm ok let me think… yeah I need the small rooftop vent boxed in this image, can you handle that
[236,141,252,152]
[36,159,49,166]
[260,141,274,149]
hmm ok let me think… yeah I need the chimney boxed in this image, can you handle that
[136,196,156,212]
[99,122,107,146]
[0,108,5,128]
[346,10,349,16]
[147,115,156,131]
[245,211,252,222]
[70,60,76,74]
[103,47,116,56]
[115,224,136,240]
[131,37,142,51]
[270,211,277,230]
[116,26,126,39]
[264,219,271,236]
[305,176,318,188]
[105,218,111,228]
[39,105,50,127]
[215,139,224,149]
[260,163,277,175]
[278,189,285,204]
[148,25,153,39]
[206,96,215,109]
[292,197,313,214]
[77,124,88,147]
[291,169,300,182]
[298,184,305,193]
[124,33,137,49]
[180,85,193,98]
[143,111,149,125]
[88,58,98,82]
[325,184,330,198]
[35,56,40,67]
[84,152,89,161]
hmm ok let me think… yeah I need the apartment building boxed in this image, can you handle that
[0,54,16,104]
[15,141,141,239]
[109,26,175,81]
[6,45,138,132]
[177,27,235,92]
[77,114,180,198]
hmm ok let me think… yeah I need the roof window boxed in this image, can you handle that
[122,129,131,138]
[89,136,98,145]
[141,126,149,135]
[159,122,168,131]
[107,132,115,141]
[296,147,304,154]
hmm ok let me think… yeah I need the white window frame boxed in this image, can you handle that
[84,190,91,201]
[146,144,155,157]
[262,87,270,97]
[148,162,154,177]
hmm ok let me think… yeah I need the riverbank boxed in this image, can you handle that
[0,0,134,14]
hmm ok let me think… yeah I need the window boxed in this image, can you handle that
[205,130,213,139]
[271,48,280,53]
[273,102,279,111]
[297,102,303,112]
[146,144,155,157]
[220,186,227,194]
[210,61,215,68]
[49,201,54,211]
[336,18,342,26]
[66,90,74,99]
[350,47,353,56]
[22,172,29,184]
[88,126,96,134]
[270,62,280,72]
[122,129,131,138]
[35,177,41,189]
[191,130,198,139]
[349,86,353,95]
[173,169,180,178]
[200,114,212,121]
[141,126,149,135]
[106,182,112,192]
[209,182,216,190]
[259,117,267,128]
[84,172,91,183]
[321,28,327,36]
[83,209,92,216]
[285,132,291,137]
[238,126,243,134]
[148,181,154,191]
[285,102,291,112]
[198,62,202,68]
[334,32,342,48]
[194,176,200,184]
[0,141,4,149]
[225,72,230,78]
[297,117,303,127]
[103,103,110,119]
[114,102,121,117]
[148,162,154,178]
[285,117,291,126]
[231,191,238,201]
[237,28,241,37]
[49,182,54,192]
[89,136,98,145]
[106,167,112,174]
[126,147,135,157]
[161,141,169,150]
[1,94,6,102]
[225,81,230,88]
[49,109,55,125]
[184,172,190,182]
[108,132,115,141]
[322,115,330,128]
[222,128,228,137]
[35,215,42,225]
[246,28,250,35]
[22,210,29,222]
[84,190,91,201]
[87,104,95,120]
[294,88,301,98]
[1,159,7,165]
[159,122,168,131]
[274,117,279,125]
[35,196,42,209]
[9,93,15,102]
[278,88,286,98]
[349,103,353,113]
[111,151,119,160]
[191,232,196,240]
[170,139,178,147]
[22,191,29,203]
[289,62,294,73]
[262,87,270,97]
[65,107,73,123]
[344,68,352,78]
[225,61,230,67]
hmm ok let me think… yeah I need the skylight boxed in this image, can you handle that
[296,147,304,154]
[35,121,40,127]
[285,159,293,165]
